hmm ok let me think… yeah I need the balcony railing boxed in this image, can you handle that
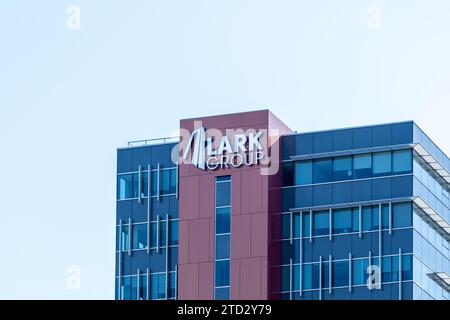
[127,136,179,148]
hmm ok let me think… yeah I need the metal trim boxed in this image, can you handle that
[399,248,402,300]
[166,214,170,300]
[156,215,160,254]
[147,165,151,254]
[128,218,132,256]
[138,165,142,204]
[157,163,161,202]
[348,253,352,293]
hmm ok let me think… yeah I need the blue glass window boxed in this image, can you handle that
[215,176,231,299]
[352,207,360,232]
[293,265,300,291]
[117,173,139,200]
[215,260,230,287]
[169,273,176,299]
[216,180,231,207]
[116,226,120,251]
[169,220,178,246]
[382,256,392,282]
[393,202,412,228]
[392,255,400,282]
[314,158,332,183]
[333,156,352,181]
[281,214,290,239]
[215,287,229,300]
[139,274,147,300]
[333,208,352,234]
[132,224,147,250]
[283,162,294,186]
[170,168,177,194]
[293,213,301,238]
[323,261,330,289]
[131,275,138,300]
[352,259,363,286]
[121,276,132,300]
[142,171,149,197]
[352,258,370,286]
[160,169,171,195]
[333,260,349,287]
[121,225,129,251]
[373,151,392,177]
[215,234,230,260]
[393,149,412,174]
[281,266,290,292]
[302,211,311,237]
[151,171,158,196]
[216,207,231,234]
[302,263,320,290]
[353,153,372,179]
[402,255,413,280]
[151,274,166,299]
[295,161,313,185]
[381,204,390,229]
[313,210,329,236]
[362,205,379,231]
[150,220,166,248]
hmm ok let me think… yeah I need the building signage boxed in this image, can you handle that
[182,127,264,170]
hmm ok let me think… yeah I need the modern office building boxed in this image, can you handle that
[115,110,450,300]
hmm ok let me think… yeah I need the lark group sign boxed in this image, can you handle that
[181,127,265,170]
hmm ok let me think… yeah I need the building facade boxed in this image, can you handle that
[115,110,450,300]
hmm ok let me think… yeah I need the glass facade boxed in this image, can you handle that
[116,142,179,300]
[214,176,231,300]
[116,118,449,300]
[286,149,413,187]
[280,121,450,300]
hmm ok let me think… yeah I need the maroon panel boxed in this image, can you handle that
[240,257,262,300]
[188,219,211,263]
[178,264,198,300]
[198,262,214,300]
[231,214,251,259]
[177,109,292,300]
[251,212,268,257]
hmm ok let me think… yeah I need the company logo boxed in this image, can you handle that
[181,126,264,170]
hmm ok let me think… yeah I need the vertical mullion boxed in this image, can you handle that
[329,255,332,294]
[299,211,303,297]
[175,265,178,300]
[157,163,161,202]
[156,215,160,254]
[309,210,313,243]
[128,218,132,256]
[138,165,142,204]
[137,269,140,300]
[359,205,362,238]
[349,253,352,293]
[389,202,392,235]
[118,219,122,300]
[165,214,170,300]
[289,211,293,245]
[147,166,151,254]
[329,208,332,241]
[378,203,382,290]
[176,162,179,199]
[319,256,322,301]
[289,258,293,300]
[146,268,150,300]
[399,248,402,300]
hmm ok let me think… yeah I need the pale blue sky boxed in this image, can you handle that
[0,1,449,299]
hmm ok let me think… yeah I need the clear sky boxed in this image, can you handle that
[0,1,449,299]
